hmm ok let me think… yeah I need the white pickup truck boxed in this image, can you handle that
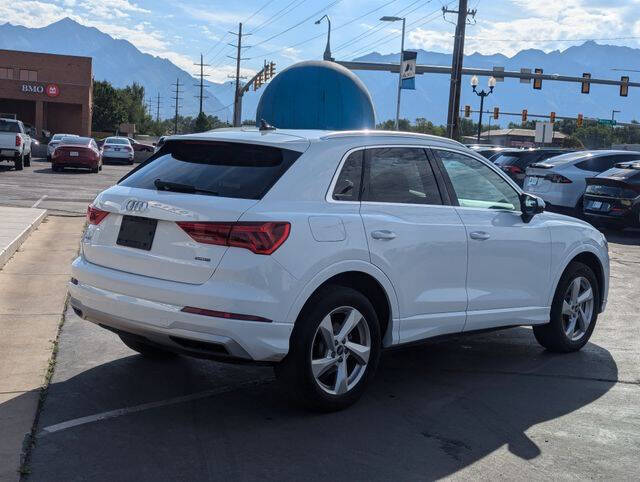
[0,118,32,171]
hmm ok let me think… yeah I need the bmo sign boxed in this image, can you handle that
[20,83,60,98]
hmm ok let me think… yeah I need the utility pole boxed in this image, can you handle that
[229,23,250,127]
[155,92,161,122]
[444,1,476,140]
[194,53,210,115]
[171,78,183,134]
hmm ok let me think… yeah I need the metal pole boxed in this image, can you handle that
[445,0,469,139]
[395,18,405,131]
[156,92,160,122]
[477,93,484,143]
[233,23,243,127]
[199,53,204,114]
[324,17,332,61]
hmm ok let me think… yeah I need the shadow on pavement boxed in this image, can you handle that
[603,227,640,246]
[8,327,618,481]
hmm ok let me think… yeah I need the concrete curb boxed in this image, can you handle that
[0,209,47,270]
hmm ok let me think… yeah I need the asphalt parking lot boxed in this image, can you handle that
[15,229,640,480]
[0,157,134,215]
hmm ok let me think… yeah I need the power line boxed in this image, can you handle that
[250,0,308,34]
[244,0,278,26]
[249,0,344,50]
[248,0,402,59]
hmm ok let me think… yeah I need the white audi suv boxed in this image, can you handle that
[69,128,609,411]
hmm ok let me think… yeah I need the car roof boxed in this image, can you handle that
[171,128,465,151]
[543,149,640,165]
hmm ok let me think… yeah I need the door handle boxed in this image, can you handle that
[469,231,491,241]
[371,230,397,240]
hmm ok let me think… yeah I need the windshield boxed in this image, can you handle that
[119,141,302,200]
[540,151,598,166]
[106,138,130,145]
[60,137,91,145]
[52,134,77,141]
[0,120,20,133]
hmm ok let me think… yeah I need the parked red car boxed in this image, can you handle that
[127,137,154,152]
[51,136,102,173]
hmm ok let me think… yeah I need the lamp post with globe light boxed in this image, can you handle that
[471,75,497,143]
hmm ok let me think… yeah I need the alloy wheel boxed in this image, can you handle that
[310,306,371,395]
[562,276,594,341]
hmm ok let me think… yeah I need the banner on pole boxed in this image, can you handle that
[400,50,417,90]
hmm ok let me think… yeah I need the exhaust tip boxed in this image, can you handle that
[72,307,84,318]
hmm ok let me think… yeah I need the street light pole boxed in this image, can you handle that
[470,75,496,143]
[315,15,334,61]
[381,16,405,131]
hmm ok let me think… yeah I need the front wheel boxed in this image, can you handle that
[24,154,31,167]
[275,285,381,411]
[533,261,599,352]
[14,155,23,171]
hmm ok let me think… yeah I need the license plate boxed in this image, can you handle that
[114,148,120,151]
[1,149,14,156]
[70,151,79,157]
[116,216,157,251]
[528,177,539,186]
[591,201,602,209]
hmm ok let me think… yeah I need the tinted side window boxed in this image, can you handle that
[575,155,632,173]
[438,150,521,211]
[333,150,362,201]
[363,148,442,205]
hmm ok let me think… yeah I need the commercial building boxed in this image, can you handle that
[467,128,569,148]
[0,49,92,137]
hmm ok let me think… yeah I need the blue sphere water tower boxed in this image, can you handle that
[255,61,375,130]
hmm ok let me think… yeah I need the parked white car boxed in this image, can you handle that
[525,150,640,214]
[69,129,609,411]
[47,133,79,161]
[0,118,32,170]
[101,136,134,164]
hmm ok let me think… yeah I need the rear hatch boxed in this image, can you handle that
[83,136,306,284]
[584,163,640,214]
[525,151,584,193]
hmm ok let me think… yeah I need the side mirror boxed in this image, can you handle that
[521,193,545,222]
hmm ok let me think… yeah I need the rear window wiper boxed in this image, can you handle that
[154,179,219,196]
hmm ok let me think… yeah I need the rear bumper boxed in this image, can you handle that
[0,149,20,159]
[52,158,98,168]
[69,256,294,362]
[103,154,133,163]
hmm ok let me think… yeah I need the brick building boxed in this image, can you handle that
[0,49,92,137]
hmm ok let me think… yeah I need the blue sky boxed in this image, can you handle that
[4,0,640,82]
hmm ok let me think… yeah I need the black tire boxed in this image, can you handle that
[47,155,51,162]
[533,261,599,352]
[52,165,62,172]
[119,334,177,359]
[98,164,103,171]
[91,165,99,173]
[275,285,381,412]
[14,155,23,171]
[24,154,31,167]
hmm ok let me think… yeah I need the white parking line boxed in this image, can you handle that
[38,377,274,436]
[31,195,48,208]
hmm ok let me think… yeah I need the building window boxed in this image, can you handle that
[0,68,13,80]
[19,69,37,81]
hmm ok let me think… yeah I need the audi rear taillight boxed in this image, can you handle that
[546,173,572,184]
[177,221,290,255]
[15,135,21,147]
[86,204,109,225]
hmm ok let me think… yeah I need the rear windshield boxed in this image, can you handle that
[0,120,20,133]
[119,141,302,200]
[106,138,130,145]
[494,151,566,168]
[60,137,91,145]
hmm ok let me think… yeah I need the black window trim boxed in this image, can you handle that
[431,146,523,213]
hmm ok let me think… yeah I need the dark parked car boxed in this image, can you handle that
[51,136,102,173]
[584,160,640,229]
[493,148,573,186]
[127,137,154,152]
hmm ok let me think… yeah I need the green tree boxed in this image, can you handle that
[92,80,127,132]
[194,112,212,132]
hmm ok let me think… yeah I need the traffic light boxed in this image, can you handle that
[533,68,543,90]
[581,73,591,94]
[254,71,263,91]
[269,61,276,79]
[577,113,583,128]
[620,76,629,97]
[522,109,528,123]
[464,105,471,118]
[550,111,556,123]
[493,107,499,120]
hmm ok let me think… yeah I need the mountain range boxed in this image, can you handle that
[0,18,637,125]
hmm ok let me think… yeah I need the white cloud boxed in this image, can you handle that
[280,47,301,61]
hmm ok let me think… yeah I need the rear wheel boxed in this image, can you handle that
[91,165,99,173]
[14,155,23,171]
[119,335,177,359]
[533,261,599,352]
[275,285,381,412]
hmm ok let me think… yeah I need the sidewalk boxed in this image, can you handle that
[0,215,85,481]
[0,207,47,270]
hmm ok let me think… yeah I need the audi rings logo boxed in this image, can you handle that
[125,200,148,212]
